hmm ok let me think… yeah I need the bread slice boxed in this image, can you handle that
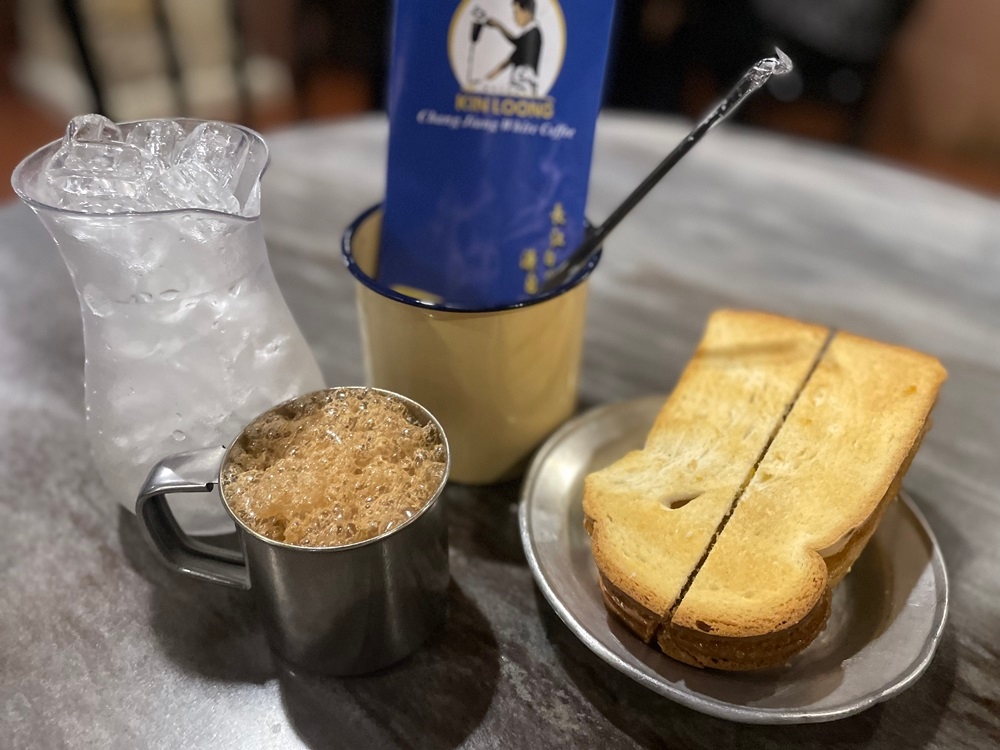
[662,331,946,670]
[583,310,830,641]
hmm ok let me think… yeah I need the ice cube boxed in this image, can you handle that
[176,122,250,191]
[174,213,233,244]
[125,120,186,169]
[44,141,151,213]
[65,114,123,144]
[148,161,241,215]
[42,117,255,216]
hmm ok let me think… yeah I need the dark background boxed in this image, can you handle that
[3,0,999,199]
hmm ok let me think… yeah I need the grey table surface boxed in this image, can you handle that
[2,113,998,749]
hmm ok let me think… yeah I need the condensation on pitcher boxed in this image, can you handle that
[221,388,446,547]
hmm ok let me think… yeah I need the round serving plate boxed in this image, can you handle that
[519,396,949,724]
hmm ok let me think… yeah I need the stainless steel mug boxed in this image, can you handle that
[135,387,450,676]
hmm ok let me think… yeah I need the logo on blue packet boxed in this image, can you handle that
[379,0,615,308]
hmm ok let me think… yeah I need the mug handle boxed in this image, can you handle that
[135,445,251,590]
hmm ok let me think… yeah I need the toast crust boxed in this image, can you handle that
[825,418,930,586]
[657,586,833,671]
[600,423,929,671]
[585,313,946,671]
[584,310,829,626]
[659,421,925,670]
[671,333,946,640]
[597,573,661,642]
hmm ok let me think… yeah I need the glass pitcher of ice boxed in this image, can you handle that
[12,116,325,535]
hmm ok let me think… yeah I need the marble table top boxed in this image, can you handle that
[2,113,998,749]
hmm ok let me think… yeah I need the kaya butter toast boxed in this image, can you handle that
[583,310,830,641]
[584,311,946,671]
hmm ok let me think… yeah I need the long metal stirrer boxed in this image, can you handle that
[541,48,794,292]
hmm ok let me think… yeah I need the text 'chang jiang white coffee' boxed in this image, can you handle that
[379,0,615,308]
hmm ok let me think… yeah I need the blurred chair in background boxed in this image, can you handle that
[3,0,997,195]
[865,0,1000,192]
[290,0,387,116]
[11,0,294,124]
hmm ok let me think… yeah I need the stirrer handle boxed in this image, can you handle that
[541,48,793,293]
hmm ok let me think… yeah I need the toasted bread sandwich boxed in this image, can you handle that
[584,310,946,671]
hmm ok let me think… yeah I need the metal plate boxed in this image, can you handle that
[519,396,949,724]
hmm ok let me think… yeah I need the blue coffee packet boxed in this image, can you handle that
[379,0,616,308]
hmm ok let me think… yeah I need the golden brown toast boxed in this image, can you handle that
[583,310,829,640]
[585,311,947,671]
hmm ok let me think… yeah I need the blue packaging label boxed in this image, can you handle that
[379,0,615,308]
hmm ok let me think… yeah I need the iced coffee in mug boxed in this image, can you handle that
[136,387,450,675]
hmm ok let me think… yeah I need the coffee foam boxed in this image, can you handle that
[221,388,446,547]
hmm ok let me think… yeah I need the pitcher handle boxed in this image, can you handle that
[135,446,251,590]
